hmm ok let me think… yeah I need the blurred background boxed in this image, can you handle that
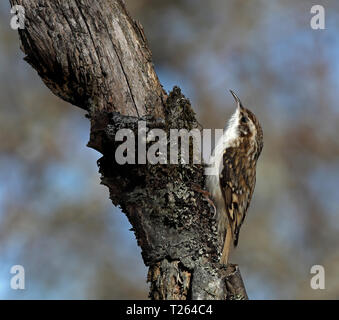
[0,0,339,299]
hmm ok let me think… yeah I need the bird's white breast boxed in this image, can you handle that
[205,108,240,208]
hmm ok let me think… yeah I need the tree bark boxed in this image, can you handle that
[10,0,248,300]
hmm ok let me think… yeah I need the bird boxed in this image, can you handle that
[205,90,263,265]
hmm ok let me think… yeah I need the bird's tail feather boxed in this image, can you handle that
[220,227,232,265]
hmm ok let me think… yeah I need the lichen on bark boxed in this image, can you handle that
[88,87,219,266]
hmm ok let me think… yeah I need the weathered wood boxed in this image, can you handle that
[11,0,165,117]
[10,0,248,300]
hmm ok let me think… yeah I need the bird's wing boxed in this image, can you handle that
[219,147,254,247]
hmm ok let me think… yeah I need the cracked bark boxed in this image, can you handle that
[10,0,248,300]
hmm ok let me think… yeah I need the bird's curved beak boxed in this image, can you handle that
[229,90,244,110]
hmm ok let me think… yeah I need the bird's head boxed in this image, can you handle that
[227,90,263,159]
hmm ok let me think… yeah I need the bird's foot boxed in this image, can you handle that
[191,183,217,217]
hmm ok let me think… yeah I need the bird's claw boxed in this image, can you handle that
[191,183,217,217]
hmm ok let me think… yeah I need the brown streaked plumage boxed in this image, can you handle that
[205,90,263,265]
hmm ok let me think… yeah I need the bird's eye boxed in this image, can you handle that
[241,116,248,123]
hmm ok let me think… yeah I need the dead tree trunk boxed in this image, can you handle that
[10,0,248,300]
